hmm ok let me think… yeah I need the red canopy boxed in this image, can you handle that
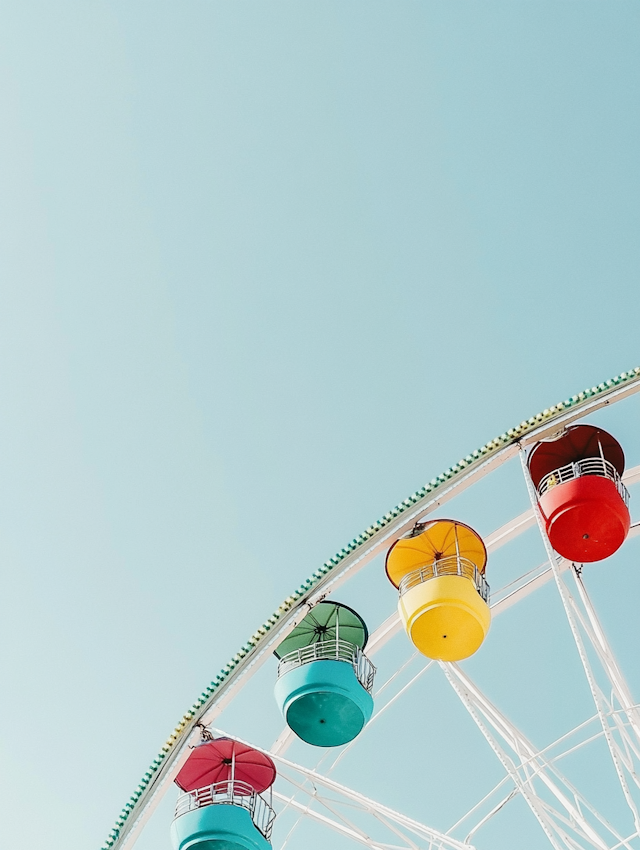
[528,424,625,489]
[175,738,276,794]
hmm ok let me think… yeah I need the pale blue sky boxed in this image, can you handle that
[0,3,639,850]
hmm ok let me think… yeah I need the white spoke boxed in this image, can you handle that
[440,663,566,850]
[211,726,472,850]
[464,789,518,844]
[274,791,394,850]
[445,774,513,836]
[570,571,640,745]
[442,663,636,850]
[374,652,420,698]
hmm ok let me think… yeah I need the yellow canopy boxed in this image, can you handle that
[385,519,487,587]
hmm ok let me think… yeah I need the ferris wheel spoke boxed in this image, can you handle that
[569,570,640,747]
[282,774,423,850]
[535,798,605,850]
[273,790,401,850]
[368,811,425,850]
[564,607,640,778]
[562,608,640,788]
[441,662,634,850]
[440,663,569,850]
[272,726,297,756]
[276,767,472,850]
[609,715,640,774]
[462,788,518,845]
[273,777,465,850]
[273,784,464,850]
[210,726,472,850]
[374,651,421,699]
[278,773,388,846]
[445,774,513,837]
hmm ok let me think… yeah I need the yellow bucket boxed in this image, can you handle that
[398,574,491,661]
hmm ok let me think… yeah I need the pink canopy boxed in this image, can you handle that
[175,738,276,794]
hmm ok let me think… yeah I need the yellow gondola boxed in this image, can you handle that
[385,519,490,661]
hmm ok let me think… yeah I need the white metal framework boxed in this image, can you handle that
[101,369,640,850]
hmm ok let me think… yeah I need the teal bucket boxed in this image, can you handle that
[274,659,374,747]
[170,804,271,850]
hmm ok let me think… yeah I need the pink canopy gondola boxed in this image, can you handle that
[175,738,276,795]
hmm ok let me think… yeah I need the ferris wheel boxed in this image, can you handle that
[101,367,640,850]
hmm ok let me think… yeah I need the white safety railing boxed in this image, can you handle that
[537,456,630,505]
[174,779,275,840]
[277,639,376,693]
[397,554,490,603]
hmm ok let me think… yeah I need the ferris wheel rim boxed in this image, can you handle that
[101,367,640,850]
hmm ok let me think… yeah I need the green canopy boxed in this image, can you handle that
[274,601,369,659]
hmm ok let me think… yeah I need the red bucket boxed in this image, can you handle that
[539,475,630,562]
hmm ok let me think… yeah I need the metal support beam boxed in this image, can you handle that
[442,663,635,850]
[211,726,472,850]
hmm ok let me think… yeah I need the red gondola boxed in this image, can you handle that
[528,424,630,562]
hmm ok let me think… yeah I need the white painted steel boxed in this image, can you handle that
[273,792,428,850]
[570,572,640,745]
[208,731,474,850]
[441,663,637,850]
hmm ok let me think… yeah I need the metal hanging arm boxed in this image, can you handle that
[196,723,214,743]
[231,744,236,794]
